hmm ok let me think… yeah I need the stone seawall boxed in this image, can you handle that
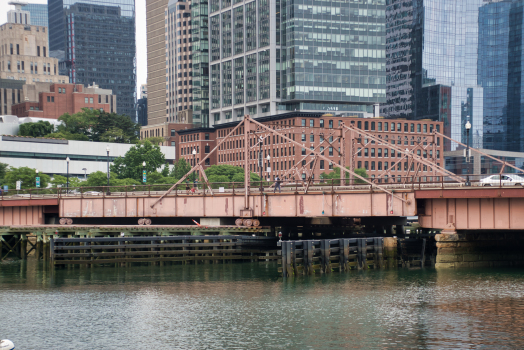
[435,232,524,268]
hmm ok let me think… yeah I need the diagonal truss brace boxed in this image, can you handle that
[343,124,464,183]
[248,116,408,203]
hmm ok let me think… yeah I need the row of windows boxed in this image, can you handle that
[180,133,211,142]
[1,43,47,57]
[299,118,440,133]
[2,60,56,75]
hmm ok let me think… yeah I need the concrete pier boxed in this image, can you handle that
[435,231,524,268]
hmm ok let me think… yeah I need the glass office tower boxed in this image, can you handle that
[506,0,524,152]
[208,0,386,125]
[385,0,524,152]
[22,3,49,27]
[384,0,484,150]
[478,1,513,151]
[48,0,136,119]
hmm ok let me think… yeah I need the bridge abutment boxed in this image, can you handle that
[435,230,524,268]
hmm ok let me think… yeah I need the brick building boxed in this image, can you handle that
[10,82,117,119]
[173,112,444,182]
[177,128,217,168]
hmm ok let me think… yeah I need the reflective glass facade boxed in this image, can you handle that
[384,0,524,152]
[208,0,385,125]
[23,4,49,27]
[506,1,524,152]
[478,1,513,151]
[191,0,210,126]
[281,0,386,104]
[47,0,136,119]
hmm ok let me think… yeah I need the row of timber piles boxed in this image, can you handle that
[0,232,50,262]
[278,238,384,277]
[0,226,278,266]
[51,235,279,267]
[278,236,436,276]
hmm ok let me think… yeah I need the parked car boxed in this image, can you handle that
[479,174,524,186]
[84,191,101,196]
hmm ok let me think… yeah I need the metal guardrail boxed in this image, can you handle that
[1,174,523,201]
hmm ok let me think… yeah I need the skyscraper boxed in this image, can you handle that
[506,0,524,152]
[190,0,209,127]
[146,0,169,125]
[384,0,524,152]
[165,0,192,123]
[48,0,136,118]
[208,0,386,126]
[22,3,48,27]
[478,0,513,151]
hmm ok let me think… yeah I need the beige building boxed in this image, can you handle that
[166,0,192,123]
[0,3,69,85]
[0,3,69,115]
[146,0,169,125]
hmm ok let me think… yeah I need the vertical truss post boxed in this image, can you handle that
[244,115,251,209]
[348,129,354,185]
[339,123,346,185]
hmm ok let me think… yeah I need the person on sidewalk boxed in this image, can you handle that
[274,176,282,193]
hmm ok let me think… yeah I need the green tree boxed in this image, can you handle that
[170,158,192,179]
[206,175,231,189]
[320,167,368,184]
[0,162,8,184]
[57,109,99,137]
[137,136,165,146]
[4,167,50,190]
[91,112,140,143]
[18,120,54,137]
[204,165,244,180]
[110,140,167,181]
[50,174,81,188]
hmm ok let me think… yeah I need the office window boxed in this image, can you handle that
[85,97,88,103]
[310,134,314,142]
[320,119,324,127]
[309,119,314,127]
[329,120,333,128]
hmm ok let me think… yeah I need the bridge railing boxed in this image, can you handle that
[1,173,523,200]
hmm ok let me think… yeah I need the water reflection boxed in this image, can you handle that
[1,261,523,349]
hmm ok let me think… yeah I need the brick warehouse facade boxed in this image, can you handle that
[169,112,444,182]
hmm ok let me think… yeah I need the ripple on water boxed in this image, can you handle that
[1,262,524,349]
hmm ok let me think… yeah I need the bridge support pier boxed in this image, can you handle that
[435,229,524,268]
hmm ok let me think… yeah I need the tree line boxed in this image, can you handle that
[17,109,148,144]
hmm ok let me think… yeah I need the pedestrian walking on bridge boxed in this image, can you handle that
[274,176,281,193]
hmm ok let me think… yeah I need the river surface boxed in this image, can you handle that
[1,261,524,349]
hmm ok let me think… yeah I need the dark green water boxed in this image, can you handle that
[1,261,524,350]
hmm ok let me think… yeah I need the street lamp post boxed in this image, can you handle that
[192,148,197,185]
[66,157,70,193]
[465,120,472,186]
[106,147,111,195]
[259,137,263,191]
[142,161,146,183]
[82,168,87,180]
[35,169,39,194]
